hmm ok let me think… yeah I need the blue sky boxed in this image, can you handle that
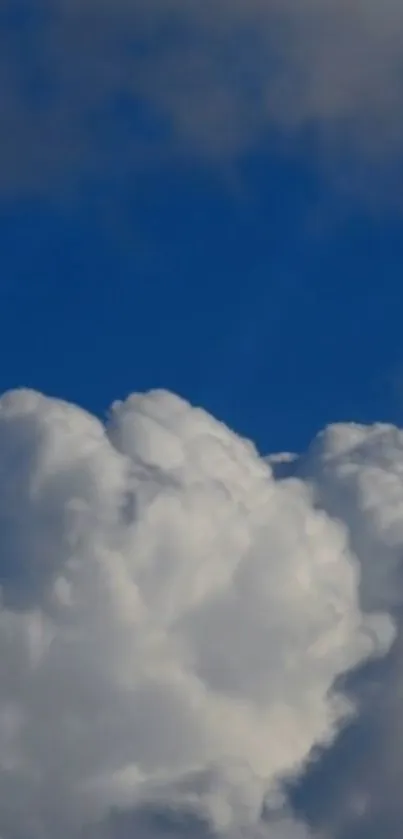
[1,1,403,459]
[2,151,403,456]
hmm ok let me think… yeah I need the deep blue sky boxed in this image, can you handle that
[1,150,403,455]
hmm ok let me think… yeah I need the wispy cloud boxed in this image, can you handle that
[2,0,403,195]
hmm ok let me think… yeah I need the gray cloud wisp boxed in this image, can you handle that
[2,0,403,194]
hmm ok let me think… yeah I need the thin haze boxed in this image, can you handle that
[1,0,403,194]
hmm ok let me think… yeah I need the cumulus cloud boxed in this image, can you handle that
[286,423,403,838]
[2,0,403,195]
[0,387,397,839]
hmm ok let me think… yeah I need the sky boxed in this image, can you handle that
[2,2,403,838]
[2,0,403,455]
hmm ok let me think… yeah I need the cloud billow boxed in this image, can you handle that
[0,387,399,838]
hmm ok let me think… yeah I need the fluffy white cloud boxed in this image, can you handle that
[0,388,395,839]
[277,424,403,839]
[299,422,403,615]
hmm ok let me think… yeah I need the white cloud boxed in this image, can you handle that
[0,387,395,838]
[272,422,403,838]
[299,421,403,615]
